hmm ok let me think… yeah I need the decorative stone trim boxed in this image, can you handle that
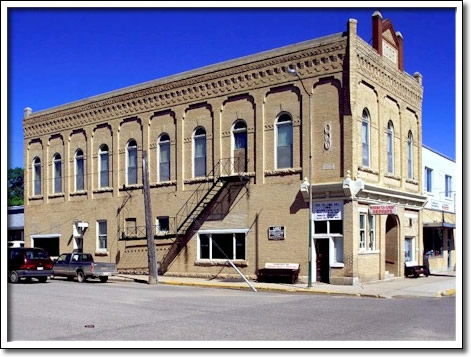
[150,181,177,188]
[119,184,143,191]
[70,190,87,196]
[406,178,419,185]
[48,193,65,199]
[29,195,44,201]
[384,173,401,181]
[264,168,302,177]
[94,251,109,257]
[93,187,113,193]
[358,166,379,175]
[194,260,248,268]
[357,38,422,110]
[24,37,348,138]
[184,176,215,184]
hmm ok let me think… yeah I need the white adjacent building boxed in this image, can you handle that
[422,145,456,272]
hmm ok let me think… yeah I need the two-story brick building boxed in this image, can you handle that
[23,13,426,285]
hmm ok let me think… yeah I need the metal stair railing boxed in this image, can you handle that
[174,157,248,236]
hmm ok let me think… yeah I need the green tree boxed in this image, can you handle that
[8,167,24,206]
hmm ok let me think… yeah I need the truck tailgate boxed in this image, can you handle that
[92,263,117,275]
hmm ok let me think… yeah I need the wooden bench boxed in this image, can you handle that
[256,263,300,284]
[404,261,429,278]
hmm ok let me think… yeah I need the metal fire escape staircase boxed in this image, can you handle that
[120,158,250,241]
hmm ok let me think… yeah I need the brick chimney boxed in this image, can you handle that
[396,31,404,71]
[372,11,383,55]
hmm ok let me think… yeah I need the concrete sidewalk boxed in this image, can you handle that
[109,271,456,299]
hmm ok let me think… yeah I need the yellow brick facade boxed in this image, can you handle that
[23,16,426,284]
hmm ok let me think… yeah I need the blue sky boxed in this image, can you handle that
[7,7,457,168]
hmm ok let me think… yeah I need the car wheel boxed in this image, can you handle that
[9,271,19,284]
[99,276,108,283]
[76,271,87,283]
[37,276,47,283]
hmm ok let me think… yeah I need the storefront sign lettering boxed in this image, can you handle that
[313,202,343,221]
[369,204,397,215]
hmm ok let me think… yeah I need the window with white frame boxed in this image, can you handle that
[198,231,246,260]
[425,167,433,192]
[445,175,452,198]
[53,153,62,193]
[158,134,171,182]
[276,113,293,169]
[99,144,109,188]
[33,157,41,196]
[359,213,366,249]
[369,214,376,250]
[156,216,170,233]
[127,139,138,185]
[313,218,343,264]
[193,127,207,177]
[387,121,394,174]
[97,220,107,251]
[362,109,370,167]
[359,212,376,251]
[75,149,84,191]
[407,131,414,179]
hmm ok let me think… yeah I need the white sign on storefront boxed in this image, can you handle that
[313,201,343,221]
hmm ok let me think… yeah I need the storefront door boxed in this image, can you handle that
[315,239,330,283]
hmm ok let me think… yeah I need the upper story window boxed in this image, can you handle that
[232,120,247,172]
[445,175,452,198]
[33,157,41,196]
[53,153,62,193]
[75,149,84,191]
[99,144,109,188]
[362,109,370,167]
[158,134,170,182]
[387,121,394,174]
[425,167,433,193]
[127,139,138,185]
[407,131,414,179]
[193,127,207,177]
[276,113,293,169]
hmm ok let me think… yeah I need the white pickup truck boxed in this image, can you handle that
[53,252,117,283]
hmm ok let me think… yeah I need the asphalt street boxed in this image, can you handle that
[8,278,455,341]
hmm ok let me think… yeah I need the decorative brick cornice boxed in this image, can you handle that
[24,37,347,139]
[356,39,423,111]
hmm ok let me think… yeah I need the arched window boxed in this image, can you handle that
[53,153,62,193]
[362,109,370,167]
[232,120,247,172]
[407,131,414,179]
[33,157,41,196]
[158,134,170,182]
[99,144,109,188]
[276,113,293,169]
[193,127,207,177]
[387,121,394,174]
[75,149,84,191]
[127,139,138,185]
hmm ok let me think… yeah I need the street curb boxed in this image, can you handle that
[113,277,386,298]
[439,288,456,297]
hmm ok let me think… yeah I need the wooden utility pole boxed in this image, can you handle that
[142,150,158,284]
